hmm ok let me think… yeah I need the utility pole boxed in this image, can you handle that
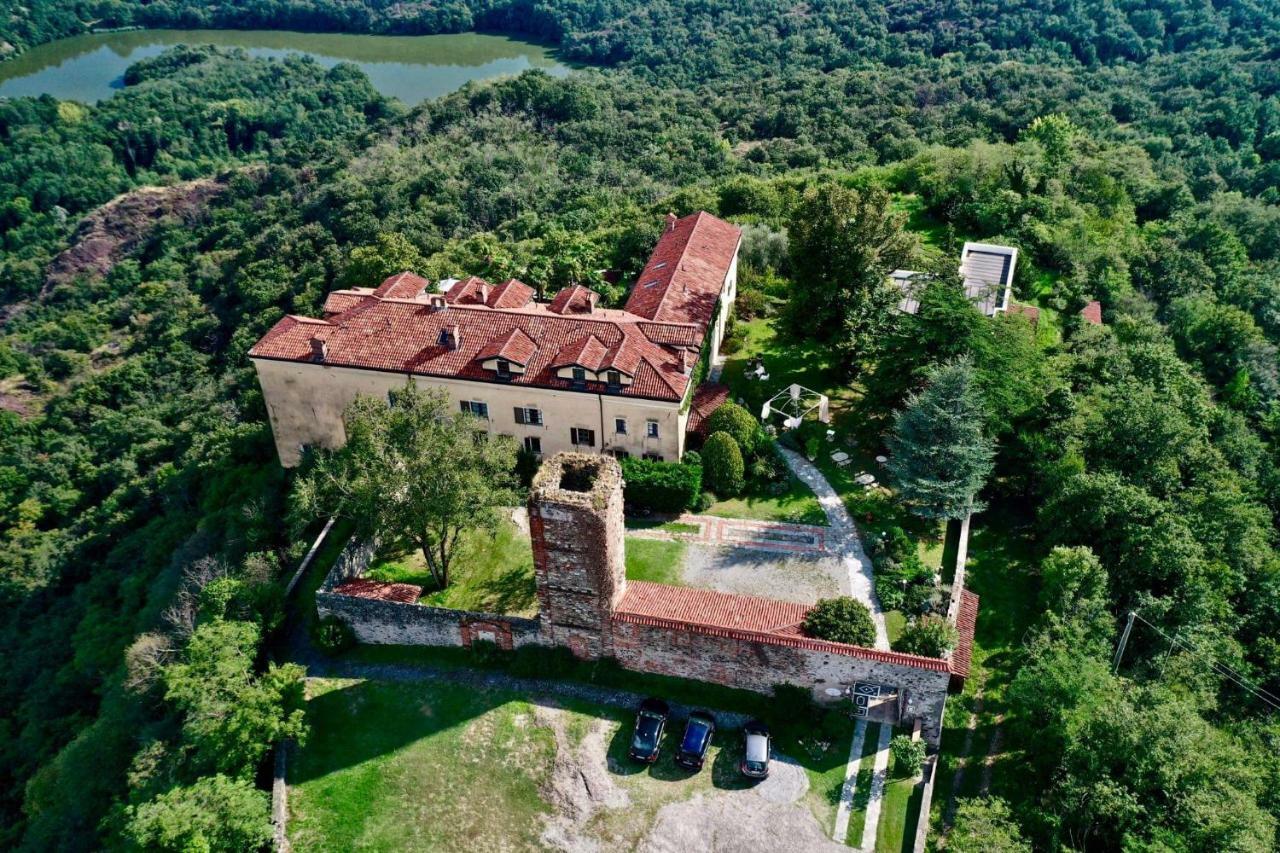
[1112,611,1136,673]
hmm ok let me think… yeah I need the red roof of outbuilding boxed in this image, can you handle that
[1081,300,1103,325]
[332,578,422,604]
[614,581,953,671]
[687,383,730,436]
[487,278,535,309]
[950,590,979,678]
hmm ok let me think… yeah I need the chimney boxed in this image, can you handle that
[665,212,677,232]
[309,337,328,362]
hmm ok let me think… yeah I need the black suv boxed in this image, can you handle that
[629,698,670,763]
[674,711,716,771]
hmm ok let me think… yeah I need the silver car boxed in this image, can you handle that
[740,720,771,778]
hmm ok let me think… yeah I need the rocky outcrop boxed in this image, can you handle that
[43,175,235,296]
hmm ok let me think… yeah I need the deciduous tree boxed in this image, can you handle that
[292,384,519,588]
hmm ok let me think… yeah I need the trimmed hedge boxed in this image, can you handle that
[702,431,746,496]
[620,456,702,513]
[704,401,760,456]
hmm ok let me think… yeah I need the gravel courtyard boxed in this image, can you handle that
[679,543,847,604]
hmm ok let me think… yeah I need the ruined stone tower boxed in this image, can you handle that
[528,453,626,658]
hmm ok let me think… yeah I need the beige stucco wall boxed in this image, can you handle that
[253,358,689,467]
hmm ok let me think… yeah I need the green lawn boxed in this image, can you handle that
[876,755,925,853]
[623,536,687,585]
[624,518,700,534]
[699,475,827,525]
[844,721,883,845]
[365,516,537,616]
[290,675,855,850]
[927,502,1042,835]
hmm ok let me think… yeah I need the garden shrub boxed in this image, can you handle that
[890,735,926,777]
[903,580,939,615]
[704,401,760,456]
[875,573,907,610]
[702,431,746,496]
[682,449,701,467]
[736,286,769,320]
[802,597,876,646]
[697,490,716,511]
[895,615,959,657]
[620,456,702,512]
[311,614,355,655]
[821,708,850,740]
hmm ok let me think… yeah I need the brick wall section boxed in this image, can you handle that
[609,619,951,743]
[528,453,627,658]
[316,590,544,648]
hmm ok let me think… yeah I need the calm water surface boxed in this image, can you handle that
[0,30,571,104]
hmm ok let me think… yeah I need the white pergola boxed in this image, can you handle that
[760,383,830,430]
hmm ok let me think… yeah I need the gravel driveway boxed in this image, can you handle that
[680,544,845,604]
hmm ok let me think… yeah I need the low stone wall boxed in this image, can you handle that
[609,619,951,744]
[316,589,544,649]
[319,536,377,590]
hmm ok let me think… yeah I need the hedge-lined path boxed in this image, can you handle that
[627,513,828,554]
[778,448,890,650]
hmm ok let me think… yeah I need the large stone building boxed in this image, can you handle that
[250,211,741,466]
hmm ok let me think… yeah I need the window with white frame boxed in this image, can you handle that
[570,427,595,447]
[646,419,660,438]
[523,436,542,454]
[614,417,627,435]
[460,400,489,419]
[513,406,543,426]
[495,359,511,379]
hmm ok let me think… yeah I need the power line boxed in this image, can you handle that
[1128,612,1280,713]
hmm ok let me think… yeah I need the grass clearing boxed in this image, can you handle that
[365,516,537,616]
[623,536,687,585]
[290,675,856,850]
[624,518,700,534]
[843,721,883,845]
[699,475,827,525]
[876,755,924,853]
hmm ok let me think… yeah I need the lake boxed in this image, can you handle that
[0,29,572,104]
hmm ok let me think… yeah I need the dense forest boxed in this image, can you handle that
[1,0,1279,849]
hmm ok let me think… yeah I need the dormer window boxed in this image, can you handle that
[606,370,622,390]
[496,359,511,380]
[438,326,458,349]
[571,367,587,389]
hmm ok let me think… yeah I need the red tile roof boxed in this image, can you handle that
[475,327,537,365]
[249,212,741,404]
[614,581,953,671]
[687,382,730,436]
[374,271,431,300]
[1081,300,1103,325]
[547,284,599,315]
[333,578,422,604]
[625,212,742,323]
[950,589,979,678]
[487,278,535,310]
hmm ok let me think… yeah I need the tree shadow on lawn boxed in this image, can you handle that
[291,678,630,785]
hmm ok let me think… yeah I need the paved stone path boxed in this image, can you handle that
[832,718,868,843]
[778,447,889,650]
[860,724,893,851]
[627,513,828,554]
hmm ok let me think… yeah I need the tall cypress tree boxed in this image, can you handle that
[886,357,994,520]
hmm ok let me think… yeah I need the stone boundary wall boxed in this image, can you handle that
[314,533,545,649]
[609,619,951,744]
[316,589,545,649]
[319,535,377,591]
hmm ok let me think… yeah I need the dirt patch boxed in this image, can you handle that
[681,543,844,604]
[535,704,630,853]
[637,791,847,853]
[752,755,809,804]
[43,172,252,295]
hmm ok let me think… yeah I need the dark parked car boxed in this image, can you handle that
[674,710,716,771]
[740,720,771,779]
[629,698,670,763]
